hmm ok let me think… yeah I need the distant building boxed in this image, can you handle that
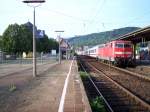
[25,22,36,31]
[75,46,89,55]
[37,30,45,38]
[24,22,45,38]
[59,38,71,59]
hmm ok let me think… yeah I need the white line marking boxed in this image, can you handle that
[58,58,74,112]
[115,52,132,54]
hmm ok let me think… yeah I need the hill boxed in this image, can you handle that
[67,27,140,47]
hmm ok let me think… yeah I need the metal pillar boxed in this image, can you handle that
[55,31,64,64]
[66,49,68,60]
[33,7,37,77]
[59,36,61,64]
[133,43,136,61]
[22,0,45,77]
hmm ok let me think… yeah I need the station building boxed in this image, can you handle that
[60,38,71,59]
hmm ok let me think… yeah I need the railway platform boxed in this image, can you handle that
[0,59,91,112]
[63,59,91,112]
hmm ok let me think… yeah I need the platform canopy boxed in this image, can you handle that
[116,26,150,44]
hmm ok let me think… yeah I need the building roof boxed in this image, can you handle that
[24,22,45,38]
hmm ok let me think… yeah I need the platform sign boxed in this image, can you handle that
[39,30,44,37]
[37,30,45,38]
[51,50,56,55]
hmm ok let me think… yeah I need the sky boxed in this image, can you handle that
[0,0,150,39]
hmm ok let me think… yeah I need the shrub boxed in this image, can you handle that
[90,96,106,112]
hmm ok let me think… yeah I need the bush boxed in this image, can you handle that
[90,96,106,112]
[80,71,88,80]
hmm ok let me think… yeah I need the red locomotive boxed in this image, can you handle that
[84,40,134,67]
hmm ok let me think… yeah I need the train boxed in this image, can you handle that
[83,40,135,67]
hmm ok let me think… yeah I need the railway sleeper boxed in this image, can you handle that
[111,105,147,112]
[106,97,130,102]
[103,95,126,99]
[108,100,138,106]
[97,88,117,92]
[127,105,149,112]
[105,96,149,111]
[94,81,110,84]
[96,84,117,87]
[105,97,129,102]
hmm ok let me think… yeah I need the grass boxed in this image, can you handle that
[9,84,17,92]
[79,71,107,112]
[79,71,89,80]
[90,96,107,112]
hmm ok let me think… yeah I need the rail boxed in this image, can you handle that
[78,59,114,112]
[87,61,150,111]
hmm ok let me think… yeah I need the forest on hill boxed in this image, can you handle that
[67,27,140,47]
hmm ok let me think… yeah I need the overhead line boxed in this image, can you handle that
[41,7,92,23]
[90,0,106,24]
[123,10,150,27]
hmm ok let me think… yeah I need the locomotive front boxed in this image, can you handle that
[114,40,134,67]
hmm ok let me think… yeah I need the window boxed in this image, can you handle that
[124,44,131,48]
[115,43,132,48]
[115,43,123,48]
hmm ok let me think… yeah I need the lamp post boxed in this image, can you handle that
[22,0,45,77]
[55,30,64,64]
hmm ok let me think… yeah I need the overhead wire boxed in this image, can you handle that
[41,7,92,23]
[90,0,106,24]
[123,10,150,27]
[17,0,150,34]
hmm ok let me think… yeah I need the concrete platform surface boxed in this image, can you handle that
[63,60,92,112]
[0,60,91,112]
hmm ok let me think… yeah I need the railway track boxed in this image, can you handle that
[126,66,150,78]
[90,61,150,104]
[78,55,150,112]
[98,59,150,81]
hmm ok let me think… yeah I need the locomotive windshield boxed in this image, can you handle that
[115,43,131,48]
[124,44,131,48]
[115,43,123,48]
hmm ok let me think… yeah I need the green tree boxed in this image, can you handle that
[48,38,59,52]
[1,23,58,54]
[2,24,32,54]
[20,24,32,53]
[36,34,49,52]
[2,24,20,54]
[36,37,59,53]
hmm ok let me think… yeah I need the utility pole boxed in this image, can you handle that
[22,0,45,77]
[55,31,64,64]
